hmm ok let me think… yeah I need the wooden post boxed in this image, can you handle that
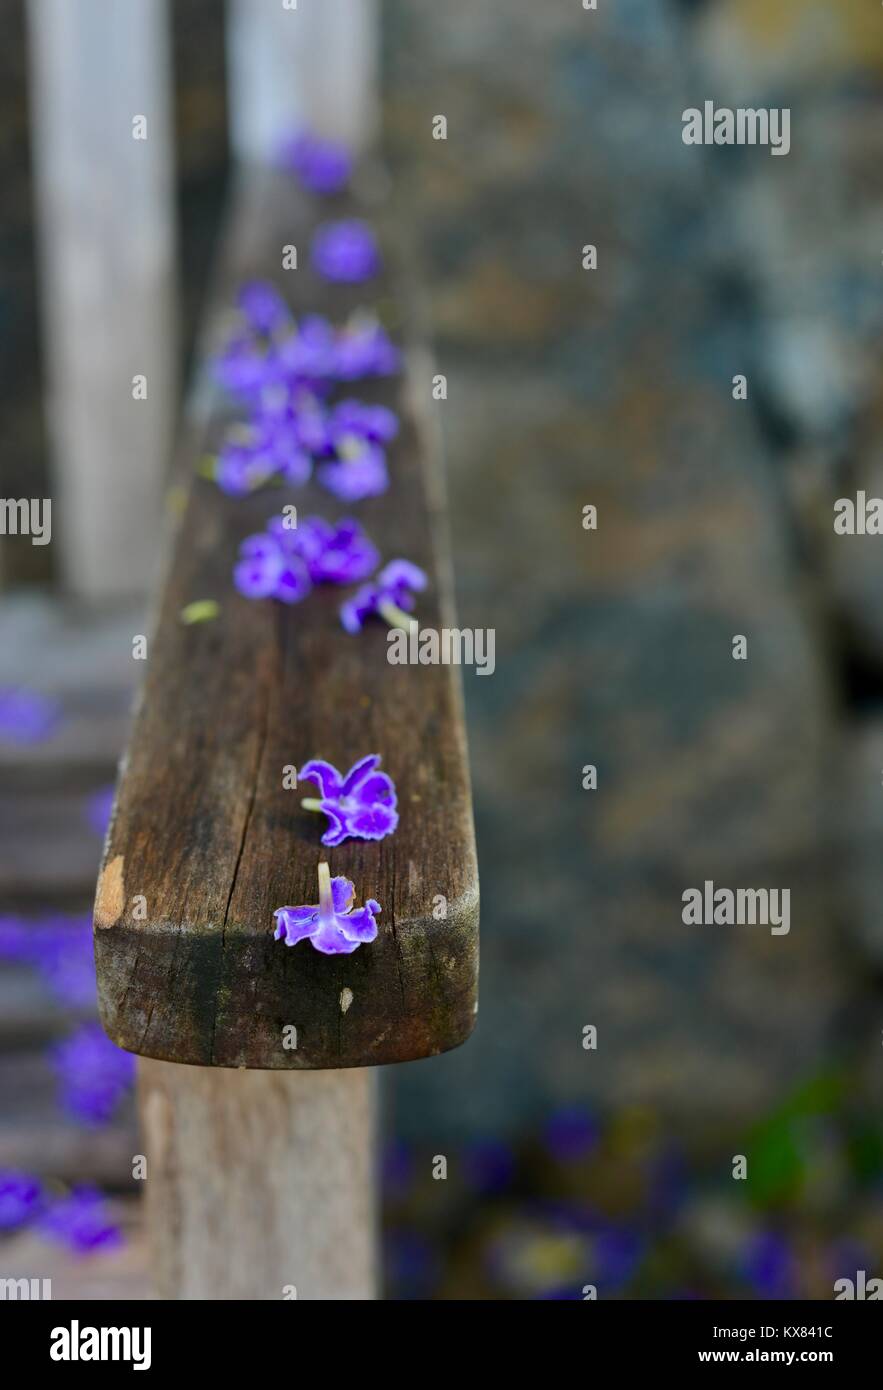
[139,1062,377,1300]
[227,0,380,160]
[27,0,177,600]
[94,168,479,1298]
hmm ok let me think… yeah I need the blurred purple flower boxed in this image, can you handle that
[235,513,378,603]
[216,418,313,497]
[274,862,380,956]
[382,1139,414,1202]
[463,1137,516,1195]
[384,1229,440,1300]
[312,220,380,283]
[0,1171,44,1230]
[279,130,353,195]
[318,440,389,502]
[544,1105,600,1163]
[742,1231,799,1299]
[51,1022,135,1126]
[273,315,340,391]
[328,399,399,448]
[335,317,401,379]
[39,1186,122,1256]
[341,559,427,633]
[299,753,398,847]
[214,332,273,399]
[86,785,115,838]
[0,687,61,745]
[289,516,380,585]
[237,280,291,336]
[234,531,312,604]
[0,914,95,1009]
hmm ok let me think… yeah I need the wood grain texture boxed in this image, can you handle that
[139,1058,376,1299]
[94,166,479,1070]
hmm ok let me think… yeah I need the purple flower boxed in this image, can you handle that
[0,913,96,1009]
[544,1105,600,1163]
[0,687,61,745]
[214,332,273,398]
[216,418,313,497]
[34,916,96,1010]
[274,862,380,955]
[234,530,312,604]
[39,1186,122,1255]
[341,559,428,633]
[312,220,380,283]
[329,399,399,447]
[273,315,340,390]
[742,1231,798,1300]
[51,1022,135,1126]
[299,753,398,847]
[234,514,378,603]
[0,1171,44,1230]
[291,516,380,584]
[237,280,291,336]
[318,440,389,501]
[463,1137,516,1194]
[335,317,401,378]
[279,130,353,195]
[86,785,115,838]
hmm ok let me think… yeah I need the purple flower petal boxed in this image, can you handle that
[331,875,355,914]
[39,1187,123,1256]
[0,1171,44,1230]
[339,903,380,944]
[311,220,381,284]
[299,759,344,799]
[348,804,399,840]
[318,442,389,501]
[340,753,382,796]
[279,131,353,195]
[0,688,61,746]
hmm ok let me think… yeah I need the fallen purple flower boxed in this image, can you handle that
[318,440,389,502]
[341,559,428,633]
[38,1186,122,1256]
[334,316,401,379]
[0,1171,44,1230]
[328,399,399,448]
[0,913,96,1009]
[299,753,398,846]
[311,219,380,283]
[237,280,291,336]
[279,130,353,195]
[0,687,61,745]
[215,418,312,497]
[51,1022,135,1126]
[85,785,115,838]
[274,862,381,955]
[289,516,380,584]
[235,514,379,602]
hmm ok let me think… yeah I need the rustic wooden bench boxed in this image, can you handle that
[91,164,479,1300]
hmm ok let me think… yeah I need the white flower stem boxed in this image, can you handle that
[317,860,333,915]
[301,797,323,812]
[378,599,417,632]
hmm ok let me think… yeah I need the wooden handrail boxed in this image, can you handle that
[93,167,479,1073]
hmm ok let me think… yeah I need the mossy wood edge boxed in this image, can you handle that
[93,165,479,1069]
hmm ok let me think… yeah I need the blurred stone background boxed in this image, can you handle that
[382,0,883,1144]
[2,0,883,1297]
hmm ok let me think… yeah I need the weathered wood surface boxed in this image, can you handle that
[140,1058,376,1299]
[94,165,479,1070]
[227,0,379,162]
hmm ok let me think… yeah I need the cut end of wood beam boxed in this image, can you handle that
[93,168,479,1071]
